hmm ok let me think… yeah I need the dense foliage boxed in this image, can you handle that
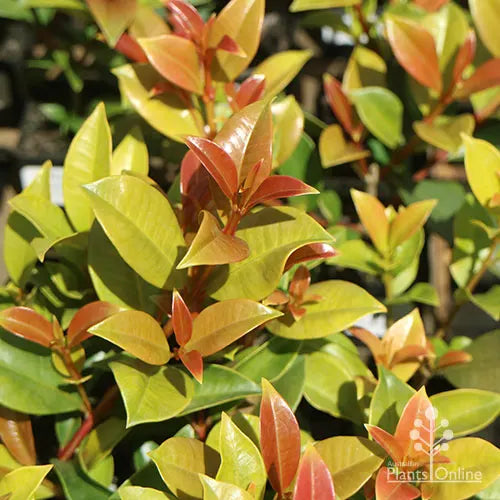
[0,0,499,499]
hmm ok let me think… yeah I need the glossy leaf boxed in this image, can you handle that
[138,35,203,94]
[216,413,266,498]
[63,102,111,232]
[343,46,387,92]
[290,0,359,11]
[208,207,333,301]
[414,0,449,11]
[0,307,53,347]
[254,50,313,99]
[315,436,385,499]
[323,74,354,135]
[209,0,265,81]
[110,357,193,426]
[200,475,253,500]
[413,114,475,153]
[111,126,149,176]
[149,437,220,499]
[350,87,403,149]
[89,310,171,365]
[167,0,204,41]
[172,290,192,347]
[272,96,304,167]
[84,175,185,289]
[179,349,203,384]
[284,242,337,272]
[235,74,266,109]
[129,5,170,39]
[86,0,136,46]
[386,16,442,93]
[0,464,52,500]
[319,125,370,168]
[260,379,301,496]
[456,58,500,98]
[0,407,36,466]
[112,64,202,141]
[375,466,420,500]
[470,0,500,57]
[462,135,500,207]
[184,299,282,357]
[120,486,170,500]
[436,350,472,369]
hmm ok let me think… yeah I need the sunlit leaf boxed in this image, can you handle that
[323,74,355,135]
[0,464,52,500]
[272,96,304,167]
[199,475,253,500]
[470,0,500,57]
[290,0,359,12]
[120,486,170,500]
[319,125,370,168]
[86,0,136,46]
[111,126,149,176]
[0,307,53,347]
[375,466,420,500]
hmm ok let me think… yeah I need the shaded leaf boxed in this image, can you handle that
[0,407,36,466]
[343,46,387,92]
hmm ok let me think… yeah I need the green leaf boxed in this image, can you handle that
[317,190,342,225]
[208,207,333,301]
[111,126,149,176]
[0,464,52,500]
[180,365,261,415]
[199,475,253,500]
[290,0,360,12]
[304,351,363,423]
[444,330,500,392]
[83,175,185,289]
[216,413,266,498]
[462,135,500,207]
[0,331,81,414]
[63,102,111,232]
[267,280,386,339]
[272,355,306,412]
[89,310,171,365]
[350,87,404,149]
[88,222,160,315]
[468,285,500,321]
[369,366,415,434]
[149,437,220,499]
[110,356,194,427]
[430,389,500,437]
[112,64,202,142]
[254,50,313,99]
[52,459,110,500]
[327,239,384,275]
[120,486,171,499]
[421,438,500,500]
[315,436,385,500]
[388,282,440,306]
[343,46,387,92]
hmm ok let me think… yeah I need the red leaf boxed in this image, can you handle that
[262,290,289,306]
[260,379,301,496]
[288,304,307,321]
[166,0,204,42]
[241,159,270,204]
[284,243,337,272]
[375,467,420,500]
[180,349,203,383]
[436,350,472,369]
[386,17,442,93]
[0,407,36,466]
[172,290,192,347]
[452,30,476,84]
[365,425,404,464]
[323,74,354,135]
[289,266,311,302]
[293,446,336,500]
[390,344,428,367]
[67,301,121,348]
[456,58,500,97]
[0,307,53,347]
[236,74,266,109]
[413,0,449,11]
[216,35,245,56]
[115,33,148,63]
[247,175,318,208]
[185,136,239,199]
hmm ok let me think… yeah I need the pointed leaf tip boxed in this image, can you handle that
[172,289,192,347]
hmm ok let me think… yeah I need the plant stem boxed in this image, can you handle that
[57,413,94,461]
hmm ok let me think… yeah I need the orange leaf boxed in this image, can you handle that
[284,243,337,272]
[386,17,442,93]
[262,290,289,306]
[365,425,404,464]
[0,407,36,466]
[413,0,449,11]
[349,326,384,360]
[0,307,53,348]
[115,33,148,63]
[289,266,311,302]
[215,35,245,56]
[67,301,122,348]
[390,345,428,367]
[166,0,204,42]
[436,350,472,369]
[260,379,301,496]
[138,35,204,94]
[456,57,500,97]
[185,136,239,199]
[293,446,336,500]
[323,74,355,135]
[172,290,192,347]
[452,30,476,84]
[236,74,266,109]
[375,467,420,500]
[180,349,203,383]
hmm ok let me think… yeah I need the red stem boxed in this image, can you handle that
[57,413,94,461]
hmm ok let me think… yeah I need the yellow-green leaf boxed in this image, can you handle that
[0,464,52,500]
[120,486,171,500]
[111,126,149,176]
[470,0,500,57]
[216,413,266,498]
[343,46,387,92]
[209,0,265,81]
[414,114,475,153]
[315,436,385,499]
[184,299,282,357]
[83,175,185,289]
[200,475,254,500]
[110,357,193,427]
[208,207,333,301]
[290,0,360,12]
[113,64,202,142]
[89,310,171,365]
[267,280,386,339]
[63,102,111,231]
[319,124,370,168]
[462,135,500,207]
[272,96,304,167]
[149,437,220,499]
[86,0,136,46]
[253,50,313,99]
